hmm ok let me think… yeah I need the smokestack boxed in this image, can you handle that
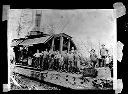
[33,10,42,31]
[28,10,44,36]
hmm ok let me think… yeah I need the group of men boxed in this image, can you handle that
[27,44,113,73]
[89,44,113,68]
[31,47,81,73]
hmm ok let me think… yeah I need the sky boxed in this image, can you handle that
[40,9,116,49]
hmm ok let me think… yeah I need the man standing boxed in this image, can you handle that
[43,49,48,70]
[54,51,58,70]
[48,52,54,70]
[76,52,81,73]
[59,55,64,72]
[33,49,42,68]
[64,50,69,72]
[61,51,66,71]
[54,51,61,71]
[40,51,44,70]
[90,49,98,68]
[68,51,74,73]
[100,44,108,67]
[57,51,62,71]
[28,56,32,66]
[74,50,79,72]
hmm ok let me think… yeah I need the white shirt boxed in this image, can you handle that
[100,48,108,56]
[106,56,110,64]
[34,53,42,57]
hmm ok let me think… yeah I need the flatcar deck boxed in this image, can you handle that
[13,65,94,89]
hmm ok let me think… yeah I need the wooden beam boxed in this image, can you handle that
[68,39,70,53]
[51,36,54,51]
[60,35,63,54]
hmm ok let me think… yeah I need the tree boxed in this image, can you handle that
[16,9,33,38]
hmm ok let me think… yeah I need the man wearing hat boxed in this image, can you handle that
[33,49,42,68]
[90,49,98,68]
[100,44,108,67]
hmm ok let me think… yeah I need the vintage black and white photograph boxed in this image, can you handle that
[8,9,116,90]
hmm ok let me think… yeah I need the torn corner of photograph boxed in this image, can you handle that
[117,41,124,62]
[3,84,10,92]
[115,79,123,94]
[2,5,10,21]
[113,2,126,18]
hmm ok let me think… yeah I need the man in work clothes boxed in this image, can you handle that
[62,50,68,72]
[73,50,79,72]
[53,51,57,70]
[60,51,66,71]
[43,49,49,70]
[48,51,55,70]
[40,51,44,70]
[33,49,42,68]
[71,47,76,73]
[68,51,74,73]
[59,55,64,71]
[100,44,108,67]
[89,49,98,68]
[54,51,61,71]
[76,52,81,73]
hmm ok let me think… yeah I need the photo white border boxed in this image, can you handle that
[113,9,117,90]
[7,9,118,91]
